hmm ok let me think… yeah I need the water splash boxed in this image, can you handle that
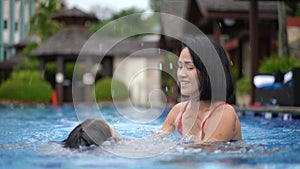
[169,62,173,70]
[159,63,162,70]
[101,132,179,158]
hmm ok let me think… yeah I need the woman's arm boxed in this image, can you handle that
[160,103,182,133]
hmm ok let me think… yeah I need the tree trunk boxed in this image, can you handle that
[278,1,290,57]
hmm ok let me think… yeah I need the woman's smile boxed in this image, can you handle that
[180,80,191,88]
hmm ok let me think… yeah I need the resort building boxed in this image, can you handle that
[31,8,164,106]
[0,0,35,62]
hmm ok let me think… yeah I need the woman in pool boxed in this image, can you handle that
[161,37,242,142]
[64,37,241,149]
[63,119,117,149]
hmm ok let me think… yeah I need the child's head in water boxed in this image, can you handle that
[64,119,114,149]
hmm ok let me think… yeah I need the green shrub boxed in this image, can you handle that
[45,62,56,86]
[14,57,39,71]
[65,62,75,80]
[161,77,176,96]
[161,53,177,96]
[235,76,251,95]
[94,77,129,101]
[259,55,300,74]
[0,70,52,103]
[230,65,239,81]
[10,70,44,81]
[45,62,85,84]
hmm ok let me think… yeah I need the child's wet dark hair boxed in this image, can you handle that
[64,119,112,149]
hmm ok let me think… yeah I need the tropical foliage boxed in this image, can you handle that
[0,71,52,103]
[13,57,39,71]
[89,7,160,37]
[150,0,161,12]
[29,0,65,43]
[258,55,300,74]
[44,62,85,87]
[94,77,129,101]
[235,76,251,95]
[161,53,178,96]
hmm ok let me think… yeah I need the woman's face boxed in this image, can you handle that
[177,47,201,97]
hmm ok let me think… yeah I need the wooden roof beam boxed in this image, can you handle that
[207,11,278,20]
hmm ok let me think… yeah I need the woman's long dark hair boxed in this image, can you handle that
[64,119,112,149]
[182,37,235,103]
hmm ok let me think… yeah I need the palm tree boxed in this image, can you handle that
[29,0,65,43]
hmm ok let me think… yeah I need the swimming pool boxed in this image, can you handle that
[0,104,299,169]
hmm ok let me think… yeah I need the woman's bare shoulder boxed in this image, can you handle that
[214,102,236,112]
[210,102,237,122]
[224,103,236,113]
[171,101,188,113]
[213,103,238,122]
[166,101,188,119]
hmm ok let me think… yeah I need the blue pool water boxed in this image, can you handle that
[0,104,300,169]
